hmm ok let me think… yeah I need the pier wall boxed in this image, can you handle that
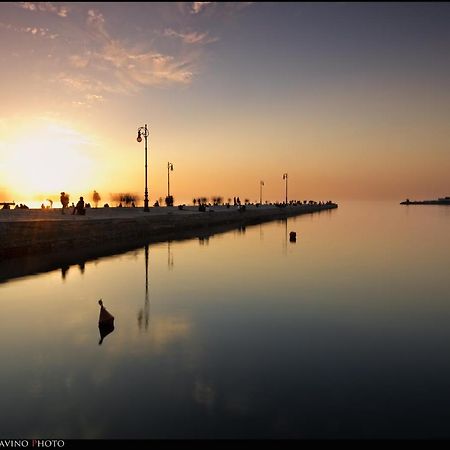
[0,204,337,259]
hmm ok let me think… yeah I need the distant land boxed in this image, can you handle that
[400,196,450,205]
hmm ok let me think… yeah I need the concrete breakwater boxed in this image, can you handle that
[0,203,337,259]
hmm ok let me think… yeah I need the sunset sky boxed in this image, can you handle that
[0,2,449,206]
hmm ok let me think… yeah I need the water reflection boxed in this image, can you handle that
[61,262,85,280]
[167,241,174,270]
[137,244,150,332]
[78,262,85,274]
[1,211,318,286]
[282,218,287,254]
[2,203,450,438]
[198,236,210,245]
[61,265,70,280]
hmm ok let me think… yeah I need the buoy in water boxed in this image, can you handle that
[289,231,297,242]
[98,299,115,345]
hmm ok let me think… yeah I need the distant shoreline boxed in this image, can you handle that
[400,197,450,206]
[0,203,338,261]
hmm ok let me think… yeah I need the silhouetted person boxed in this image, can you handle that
[72,196,85,215]
[98,299,115,345]
[60,192,69,214]
[92,190,101,208]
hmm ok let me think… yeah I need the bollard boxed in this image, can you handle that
[289,231,297,242]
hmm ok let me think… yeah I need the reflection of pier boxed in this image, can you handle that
[0,205,338,285]
[137,244,150,331]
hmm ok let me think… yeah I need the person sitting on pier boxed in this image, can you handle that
[72,196,86,215]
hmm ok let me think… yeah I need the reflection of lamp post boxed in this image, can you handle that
[282,173,288,204]
[260,180,264,205]
[168,240,174,270]
[136,124,150,212]
[138,244,150,331]
[167,162,174,198]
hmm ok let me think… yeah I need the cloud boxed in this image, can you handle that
[71,93,104,108]
[69,53,91,69]
[60,42,194,99]
[55,73,116,94]
[100,40,194,87]
[48,7,208,106]
[191,2,213,14]
[85,10,194,86]
[190,2,253,15]
[0,21,58,39]
[19,2,69,17]
[163,28,218,45]
[87,9,106,35]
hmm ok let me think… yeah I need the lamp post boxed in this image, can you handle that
[283,173,288,204]
[136,124,150,212]
[260,180,264,205]
[167,162,174,198]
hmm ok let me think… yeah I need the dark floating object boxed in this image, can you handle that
[98,299,115,345]
[289,231,297,242]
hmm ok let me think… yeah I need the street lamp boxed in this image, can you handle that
[167,162,174,198]
[260,180,264,205]
[282,173,288,204]
[136,124,150,212]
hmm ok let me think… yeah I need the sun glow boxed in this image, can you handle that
[3,122,94,201]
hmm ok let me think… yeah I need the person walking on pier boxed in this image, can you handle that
[60,192,69,214]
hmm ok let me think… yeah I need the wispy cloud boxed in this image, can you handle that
[99,40,195,88]
[18,2,70,18]
[71,93,104,108]
[190,2,253,16]
[60,9,197,97]
[191,2,213,14]
[0,21,58,39]
[86,8,108,40]
[163,28,218,45]
[60,11,196,102]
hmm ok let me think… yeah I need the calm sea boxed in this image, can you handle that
[0,201,449,439]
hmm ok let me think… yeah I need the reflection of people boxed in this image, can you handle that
[78,262,85,274]
[72,197,85,215]
[61,265,69,280]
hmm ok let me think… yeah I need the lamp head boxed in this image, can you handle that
[137,130,142,142]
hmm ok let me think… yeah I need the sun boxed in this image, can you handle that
[3,122,94,200]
